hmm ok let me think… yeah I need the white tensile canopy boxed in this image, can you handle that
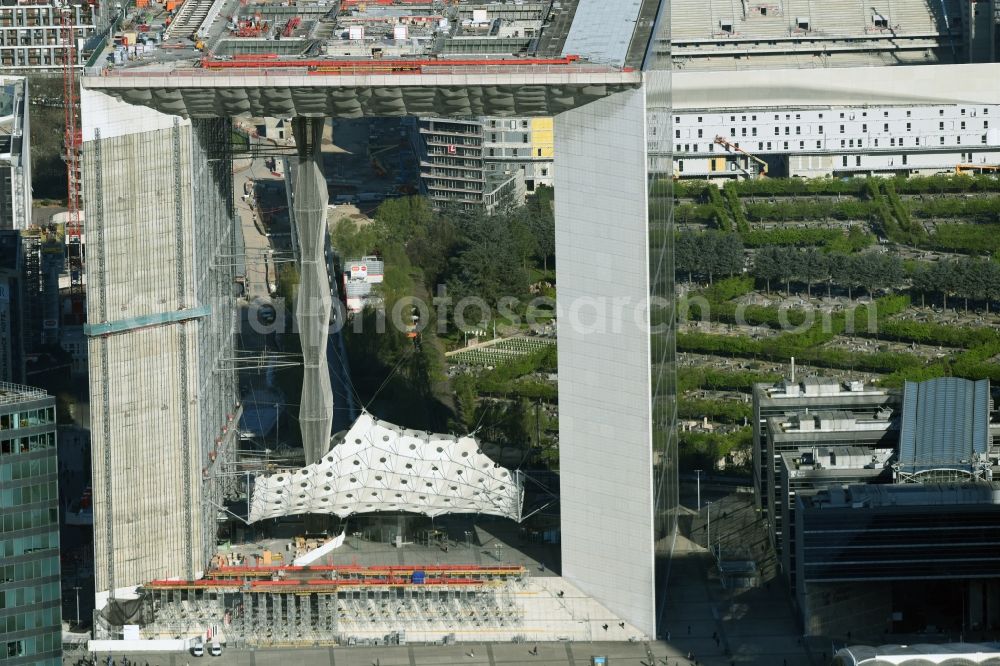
[248,412,523,523]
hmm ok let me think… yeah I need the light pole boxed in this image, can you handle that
[694,469,702,509]
[706,501,712,556]
[72,586,81,625]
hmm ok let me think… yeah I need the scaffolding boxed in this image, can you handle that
[139,565,527,647]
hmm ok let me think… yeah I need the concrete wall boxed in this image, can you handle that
[555,85,656,639]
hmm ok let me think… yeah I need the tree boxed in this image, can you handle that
[797,248,830,297]
[751,246,784,294]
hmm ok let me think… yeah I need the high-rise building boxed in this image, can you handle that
[80,94,242,600]
[0,384,61,666]
[0,230,25,383]
[0,2,102,70]
[79,0,676,639]
[0,76,30,231]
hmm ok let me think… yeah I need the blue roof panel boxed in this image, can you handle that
[899,377,990,471]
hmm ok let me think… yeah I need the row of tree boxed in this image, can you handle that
[911,257,1000,310]
[675,231,905,296]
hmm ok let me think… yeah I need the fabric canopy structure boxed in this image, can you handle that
[248,412,523,523]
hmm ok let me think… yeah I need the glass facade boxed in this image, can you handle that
[0,393,61,666]
[645,3,677,633]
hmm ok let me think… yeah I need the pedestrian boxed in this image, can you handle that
[666,631,671,641]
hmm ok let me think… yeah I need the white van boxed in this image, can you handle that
[190,637,204,657]
[209,641,223,657]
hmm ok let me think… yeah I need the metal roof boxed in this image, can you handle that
[561,0,644,66]
[899,378,990,471]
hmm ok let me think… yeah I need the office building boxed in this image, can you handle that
[778,443,894,593]
[0,384,61,666]
[78,0,675,640]
[764,407,897,559]
[792,378,1000,636]
[417,117,527,212]
[0,2,103,70]
[752,376,899,521]
[0,231,24,383]
[0,76,29,231]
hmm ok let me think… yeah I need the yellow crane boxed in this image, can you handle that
[713,135,769,178]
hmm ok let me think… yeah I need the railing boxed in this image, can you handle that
[0,381,48,405]
[92,63,638,78]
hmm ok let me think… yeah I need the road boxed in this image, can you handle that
[76,641,711,666]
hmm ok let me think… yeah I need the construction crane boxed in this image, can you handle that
[713,135,769,179]
[62,7,85,322]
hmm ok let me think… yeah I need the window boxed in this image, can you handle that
[698,129,703,138]
[902,155,908,165]
[784,127,790,135]
[842,156,848,166]
[914,137,919,146]
[685,144,690,151]
[816,141,821,148]
[731,127,736,136]
[906,110,911,117]
[906,123,911,131]
[939,109,945,116]
[985,121,989,129]
[795,113,801,120]
[961,121,966,130]
[939,121,945,130]
[678,160,684,172]
[783,141,788,149]
[675,116,681,123]
[697,116,703,122]
[522,133,529,143]
[883,123,889,132]
[839,112,845,119]
[536,148,542,157]
[799,141,804,149]
[675,129,680,138]
[984,108,989,115]
[819,125,824,133]
[883,111,889,118]
[741,128,747,136]
[874,138,879,146]
[751,127,757,136]
[849,139,854,147]
[839,125,845,133]
[862,124,867,132]
[940,136,945,145]
[758,142,763,150]
[730,115,735,121]
[767,142,772,149]
[774,127,780,136]
[6,641,22,658]
[890,138,895,146]
[675,144,681,152]
[488,148,495,157]
[961,108,966,115]
[840,139,845,147]
[856,156,862,166]
[957,136,962,144]
[818,113,824,119]
[540,168,548,177]
[752,115,757,121]
[741,115,746,121]
[795,126,801,135]
[774,114,779,120]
